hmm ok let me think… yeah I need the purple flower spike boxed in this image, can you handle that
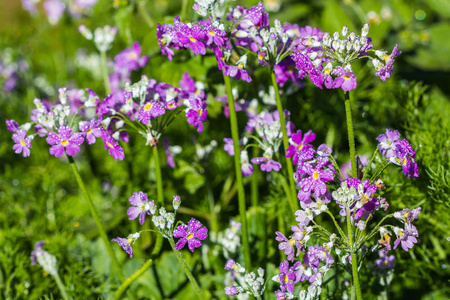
[46,126,84,157]
[173,218,208,252]
[12,129,32,157]
[127,191,153,225]
[79,119,102,145]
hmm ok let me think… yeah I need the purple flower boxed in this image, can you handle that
[43,0,65,25]
[394,207,421,225]
[30,241,45,266]
[297,160,334,202]
[374,250,395,269]
[375,44,401,81]
[79,119,102,144]
[176,18,207,55]
[173,218,208,252]
[111,233,140,258]
[333,69,357,91]
[139,101,165,124]
[6,119,19,132]
[163,138,176,168]
[278,260,296,293]
[156,23,176,61]
[223,138,234,156]
[225,258,236,270]
[127,191,154,225]
[46,126,84,157]
[186,97,207,133]
[114,41,148,77]
[275,228,305,262]
[224,286,238,296]
[395,139,419,178]
[223,64,252,83]
[393,224,418,251]
[101,129,125,161]
[251,156,282,172]
[286,129,315,165]
[376,129,401,158]
[12,129,32,157]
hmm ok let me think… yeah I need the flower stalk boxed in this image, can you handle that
[223,74,251,270]
[343,92,363,300]
[100,50,111,95]
[169,238,205,299]
[271,70,299,212]
[67,156,135,300]
[113,259,153,300]
[54,272,70,300]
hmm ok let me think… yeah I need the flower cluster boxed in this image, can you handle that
[376,129,419,178]
[112,194,208,257]
[224,259,266,297]
[291,24,401,91]
[0,49,29,92]
[30,241,58,276]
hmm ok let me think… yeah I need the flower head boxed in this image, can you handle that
[173,218,208,252]
[111,233,140,258]
[127,191,154,225]
[12,129,32,157]
[46,126,84,157]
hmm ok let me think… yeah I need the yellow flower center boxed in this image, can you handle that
[298,144,303,150]
[362,195,369,204]
[383,54,390,62]
[198,109,203,116]
[20,140,26,146]
[402,158,407,166]
[238,63,244,69]
[383,261,389,265]
[161,39,167,45]
[313,171,320,180]
[127,238,133,244]
[283,275,288,283]
[87,129,92,134]
[189,37,197,42]
[324,69,331,75]
[233,264,239,270]
[61,140,69,146]
[187,233,194,239]
[208,30,215,36]
[258,54,264,60]
[144,103,153,111]
[343,75,351,80]
[398,231,404,237]
[128,52,137,59]
[289,239,296,246]
[107,142,114,148]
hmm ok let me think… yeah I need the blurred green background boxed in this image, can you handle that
[0,0,449,299]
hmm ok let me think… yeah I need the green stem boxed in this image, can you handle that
[137,0,155,28]
[223,74,251,270]
[344,92,357,179]
[169,238,205,299]
[152,146,164,255]
[113,259,153,300]
[53,273,70,300]
[251,146,259,207]
[67,156,135,300]
[100,51,111,95]
[325,210,348,244]
[271,70,298,212]
[344,92,362,300]
[153,146,164,205]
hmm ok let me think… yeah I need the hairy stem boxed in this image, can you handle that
[271,70,299,212]
[344,92,362,300]
[67,156,135,300]
[169,238,205,299]
[152,146,164,255]
[223,74,251,269]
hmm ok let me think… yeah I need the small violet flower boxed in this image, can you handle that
[127,191,154,225]
[46,126,84,157]
[173,218,208,252]
[111,233,140,258]
[12,129,32,157]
